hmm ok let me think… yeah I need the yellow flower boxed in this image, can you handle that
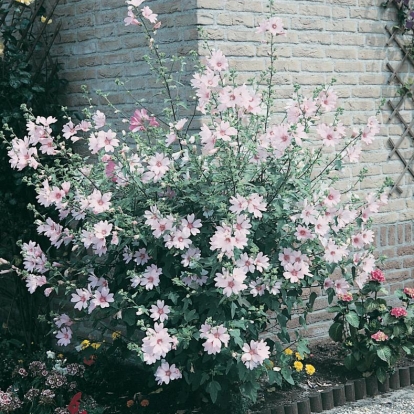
[293,361,303,372]
[57,354,64,359]
[305,364,316,376]
[284,348,293,355]
[80,339,91,350]
[112,331,121,340]
[91,342,101,349]
[295,352,304,361]
[15,0,34,5]
[40,16,52,24]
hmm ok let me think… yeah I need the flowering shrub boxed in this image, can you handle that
[328,269,414,382]
[2,0,390,408]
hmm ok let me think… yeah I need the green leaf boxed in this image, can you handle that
[206,380,221,403]
[376,367,387,384]
[307,291,317,310]
[281,367,294,385]
[345,311,360,328]
[329,322,343,342]
[377,346,392,364]
[344,354,357,370]
[230,301,237,319]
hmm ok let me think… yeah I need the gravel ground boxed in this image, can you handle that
[323,386,414,414]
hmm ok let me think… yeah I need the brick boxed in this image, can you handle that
[326,20,357,32]
[296,18,325,31]
[292,47,325,58]
[217,13,255,27]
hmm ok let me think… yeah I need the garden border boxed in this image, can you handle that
[251,365,414,414]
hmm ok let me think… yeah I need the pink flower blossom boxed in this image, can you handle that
[54,314,73,328]
[214,268,247,296]
[91,287,114,310]
[142,323,175,364]
[26,275,47,294]
[71,288,91,311]
[404,287,414,299]
[181,214,202,236]
[241,340,270,370]
[124,8,140,26]
[56,327,72,346]
[140,264,162,290]
[154,361,182,385]
[337,292,353,302]
[207,50,228,72]
[92,110,106,129]
[370,269,385,283]
[390,307,407,318]
[200,324,230,355]
[141,6,157,23]
[371,331,388,342]
[150,300,170,323]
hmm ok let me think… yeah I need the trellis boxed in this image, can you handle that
[385,24,414,194]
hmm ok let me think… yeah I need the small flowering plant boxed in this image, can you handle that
[327,269,414,382]
[2,0,390,406]
[0,350,98,414]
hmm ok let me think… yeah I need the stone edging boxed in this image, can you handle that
[253,366,414,414]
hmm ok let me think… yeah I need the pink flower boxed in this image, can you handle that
[154,361,182,385]
[54,314,73,328]
[91,287,114,310]
[334,278,350,295]
[56,327,72,346]
[150,300,170,323]
[207,50,229,72]
[87,190,112,214]
[124,9,140,26]
[371,331,388,342]
[404,287,414,299]
[140,264,162,290]
[129,109,159,132]
[370,269,385,283]
[92,110,106,129]
[71,288,91,311]
[324,188,341,207]
[142,323,175,364]
[141,6,157,23]
[337,292,353,302]
[26,275,47,294]
[390,307,407,318]
[241,340,270,370]
[214,268,247,297]
[200,325,230,355]
[295,225,314,241]
[181,214,202,236]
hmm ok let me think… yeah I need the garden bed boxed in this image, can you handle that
[249,342,414,414]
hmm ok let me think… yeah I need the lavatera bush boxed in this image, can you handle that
[3,0,390,407]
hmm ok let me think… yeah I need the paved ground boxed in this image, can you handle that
[324,386,414,414]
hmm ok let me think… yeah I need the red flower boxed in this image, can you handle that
[370,269,385,283]
[390,307,407,318]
